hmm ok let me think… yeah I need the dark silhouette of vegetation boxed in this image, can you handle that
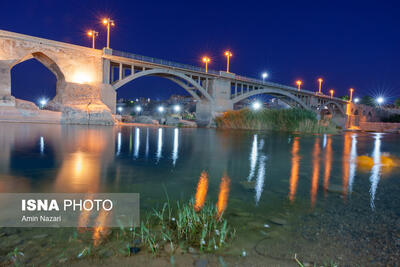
[360,95,375,107]
[382,114,400,123]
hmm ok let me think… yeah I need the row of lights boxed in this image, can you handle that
[117,105,181,114]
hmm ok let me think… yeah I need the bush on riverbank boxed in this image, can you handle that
[215,108,337,133]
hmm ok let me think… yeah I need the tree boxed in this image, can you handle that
[341,95,349,101]
[395,98,400,108]
[360,95,375,107]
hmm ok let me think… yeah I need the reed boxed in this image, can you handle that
[215,108,338,134]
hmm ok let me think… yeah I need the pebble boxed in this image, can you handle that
[269,217,287,225]
[129,247,140,255]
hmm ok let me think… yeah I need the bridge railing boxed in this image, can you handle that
[112,50,220,75]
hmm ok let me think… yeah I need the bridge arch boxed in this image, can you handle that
[112,68,214,103]
[323,101,346,117]
[231,88,310,110]
[11,52,65,82]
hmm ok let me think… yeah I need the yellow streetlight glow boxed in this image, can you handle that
[224,50,233,73]
[87,30,98,49]
[296,80,302,91]
[349,88,354,102]
[318,78,323,94]
[102,18,115,49]
[330,89,334,98]
[202,56,210,73]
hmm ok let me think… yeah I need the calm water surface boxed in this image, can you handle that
[0,122,399,266]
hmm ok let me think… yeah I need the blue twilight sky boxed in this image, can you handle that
[1,0,399,103]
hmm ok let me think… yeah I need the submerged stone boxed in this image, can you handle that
[269,217,287,225]
[129,246,140,255]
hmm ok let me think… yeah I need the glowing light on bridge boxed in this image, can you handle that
[102,18,115,49]
[376,96,384,105]
[117,106,123,114]
[158,106,165,113]
[252,101,262,110]
[317,78,323,94]
[354,98,360,103]
[224,50,233,73]
[296,80,302,91]
[262,72,268,82]
[135,106,142,113]
[202,56,210,73]
[330,89,334,98]
[73,72,93,84]
[87,30,98,49]
[349,88,354,102]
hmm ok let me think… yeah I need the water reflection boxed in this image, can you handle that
[323,134,327,149]
[172,128,179,166]
[323,136,332,196]
[117,132,122,156]
[39,136,44,155]
[145,128,149,158]
[156,128,163,162]
[369,133,382,210]
[311,138,321,208]
[289,137,300,203]
[348,134,358,194]
[248,134,258,181]
[255,155,267,205]
[134,128,140,159]
[342,134,351,198]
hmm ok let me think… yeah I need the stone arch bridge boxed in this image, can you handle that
[0,29,367,126]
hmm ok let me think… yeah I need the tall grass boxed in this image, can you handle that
[215,108,337,134]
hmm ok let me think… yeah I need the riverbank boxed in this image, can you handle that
[215,108,338,134]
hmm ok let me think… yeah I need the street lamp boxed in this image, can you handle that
[376,97,384,105]
[117,106,123,114]
[296,80,302,91]
[102,18,115,49]
[135,106,142,113]
[252,101,262,110]
[330,89,334,99]
[158,106,165,113]
[349,88,354,102]
[173,105,181,113]
[87,30,98,49]
[354,98,360,103]
[262,72,268,82]
[317,78,323,94]
[224,50,233,73]
[202,56,210,73]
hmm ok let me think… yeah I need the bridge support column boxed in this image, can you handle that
[0,61,15,106]
[47,81,114,125]
[210,77,234,112]
[100,84,116,114]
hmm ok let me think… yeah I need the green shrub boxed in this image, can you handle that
[214,108,337,134]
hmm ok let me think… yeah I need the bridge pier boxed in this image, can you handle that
[0,61,15,106]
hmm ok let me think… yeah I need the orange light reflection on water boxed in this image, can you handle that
[310,138,321,208]
[323,136,332,196]
[217,175,230,218]
[194,171,209,212]
[289,137,300,203]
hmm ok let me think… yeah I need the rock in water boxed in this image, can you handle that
[269,217,287,225]
[326,184,343,194]
[129,247,140,255]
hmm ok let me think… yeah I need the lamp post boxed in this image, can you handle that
[87,30,98,49]
[349,88,354,102]
[102,18,115,49]
[202,56,210,73]
[318,78,323,94]
[224,51,232,73]
[330,89,334,99]
[262,72,268,82]
[296,80,302,91]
